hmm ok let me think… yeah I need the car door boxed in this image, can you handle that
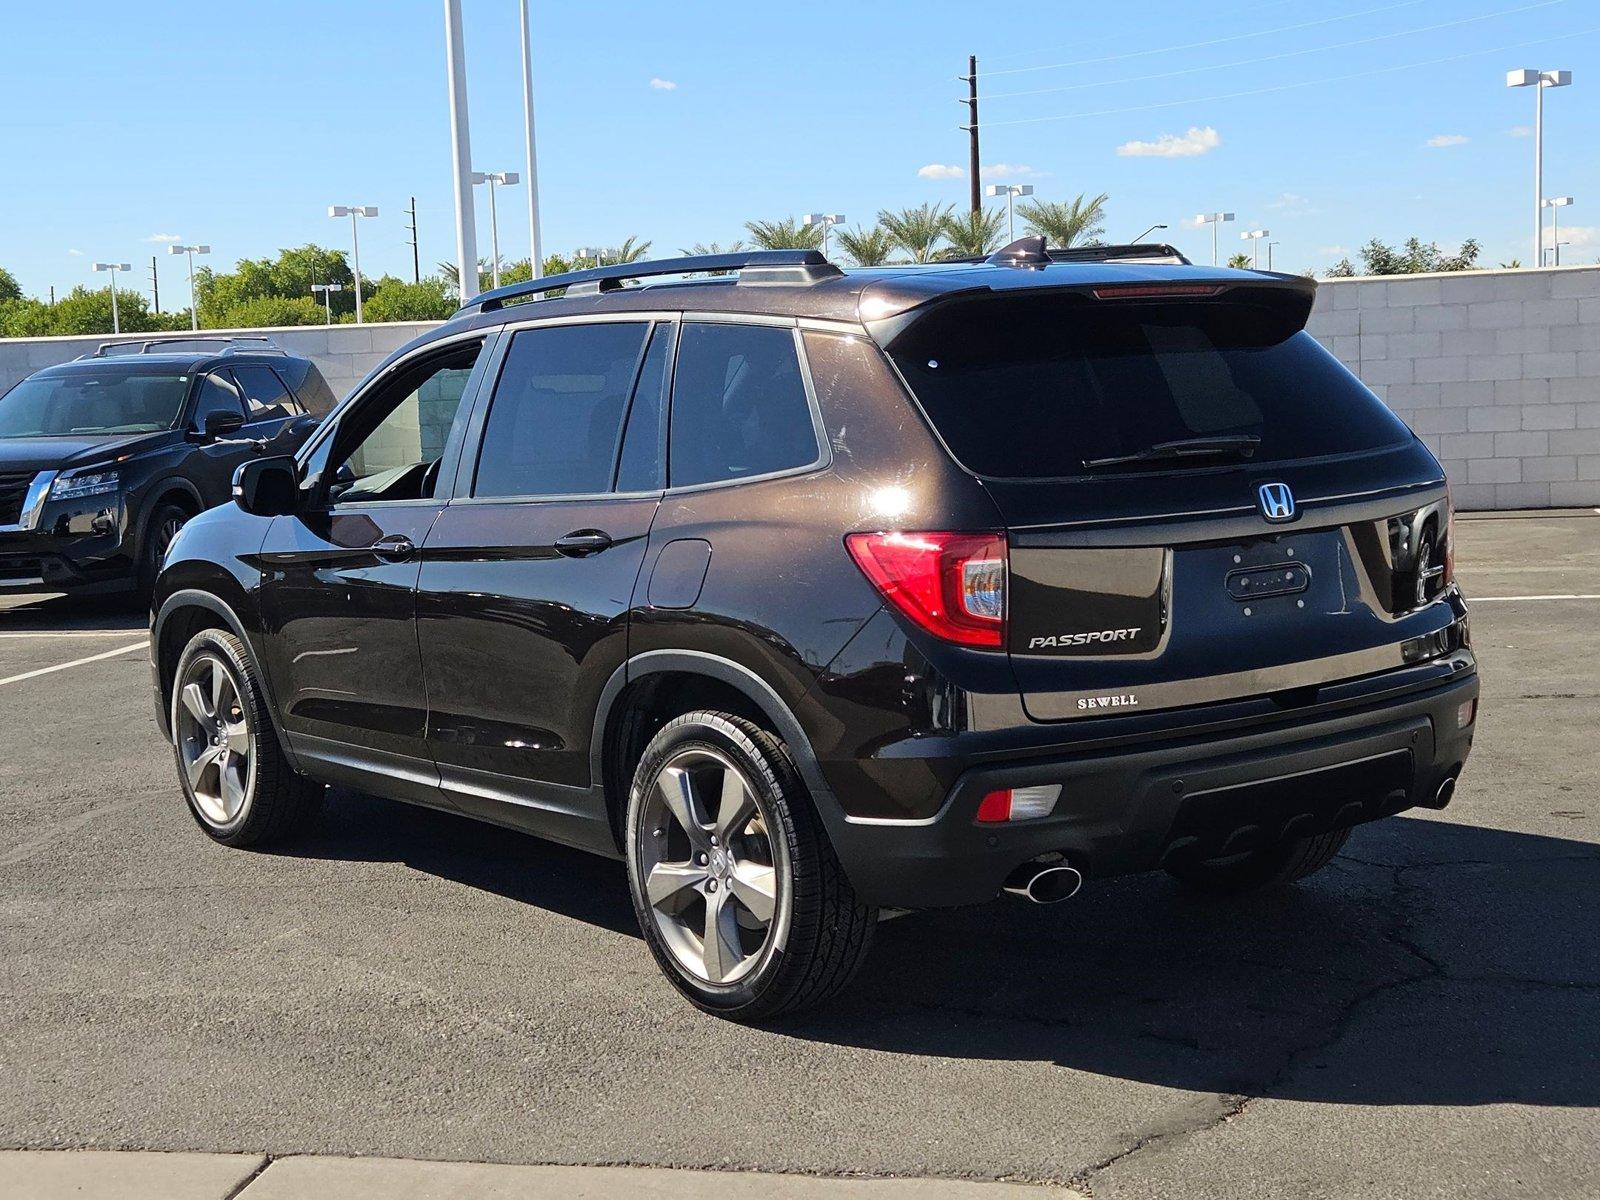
[416,318,671,851]
[186,370,256,507]
[256,335,492,797]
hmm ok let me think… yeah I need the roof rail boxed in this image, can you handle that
[453,249,844,317]
[1045,243,1190,265]
[80,335,285,360]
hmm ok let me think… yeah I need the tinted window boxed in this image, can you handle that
[887,294,1411,478]
[669,323,818,488]
[0,370,189,437]
[192,373,246,426]
[231,365,298,418]
[615,323,672,492]
[474,323,649,498]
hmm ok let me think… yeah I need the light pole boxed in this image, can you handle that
[1551,240,1571,266]
[92,262,131,334]
[983,185,1033,242]
[519,0,544,279]
[444,0,480,301]
[801,213,845,258]
[167,243,209,331]
[311,282,344,325]
[470,171,520,289]
[1241,228,1270,268]
[328,205,377,322]
[1507,68,1572,266]
[1196,212,1234,266]
[1131,223,1168,243]
[1542,196,1574,265]
[575,247,603,269]
[1267,240,1280,271]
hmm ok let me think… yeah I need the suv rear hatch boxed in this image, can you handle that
[880,279,1465,722]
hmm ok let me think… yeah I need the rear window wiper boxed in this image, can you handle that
[1082,434,1261,470]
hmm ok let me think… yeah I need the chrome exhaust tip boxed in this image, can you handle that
[1003,863,1084,904]
[1435,776,1456,807]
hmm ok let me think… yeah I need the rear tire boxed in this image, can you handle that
[624,711,876,1021]
[171,627,323,848]
[1166,826,1351,896]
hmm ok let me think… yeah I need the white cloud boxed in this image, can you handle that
[917,163,965,180]
[649,77,677,90]
[1318,245,1349,256]
[1509,125,1532,137]
[1558,225,1599,248]
[66,248,83,256]
[145,232,182,244]
[1267,191,1316,216]
[1117,125,1220,158]
[979,162,1044,180]
[1426,134,1468,148]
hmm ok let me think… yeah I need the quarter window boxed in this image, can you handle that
[473,323,650,499]
[669,323,818,488]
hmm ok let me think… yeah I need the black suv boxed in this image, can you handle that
[0,336,331,598]
[150,242,1477,1020]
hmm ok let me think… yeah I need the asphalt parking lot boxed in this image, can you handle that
[1,511,1596,1199]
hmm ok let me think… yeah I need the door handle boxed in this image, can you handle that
[555,529,614,557]
[369,534,417,561]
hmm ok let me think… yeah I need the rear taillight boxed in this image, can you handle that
[976,784,1062,823]
[845,530,1007,649]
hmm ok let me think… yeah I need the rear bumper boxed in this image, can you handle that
[822,666,1478,909]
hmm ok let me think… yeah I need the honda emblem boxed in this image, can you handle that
[1257,482,1297,523]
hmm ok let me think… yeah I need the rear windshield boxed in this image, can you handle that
[886,293,1411,478]
[0,370,191,438]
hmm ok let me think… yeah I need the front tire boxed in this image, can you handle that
[137,503,189,601]
[171,627,322,848]
[624,711,876,1021]
[1166,826,1352,895]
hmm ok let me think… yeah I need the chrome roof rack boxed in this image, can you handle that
[453,249,844,316]
[80,335,286,360]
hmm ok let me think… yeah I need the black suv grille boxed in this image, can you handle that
[0,471,37,526]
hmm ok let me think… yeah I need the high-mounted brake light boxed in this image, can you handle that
[845,530,1007,649]
[1091,284,1224,300]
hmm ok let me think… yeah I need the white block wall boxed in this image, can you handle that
[0,322,442,414]
[1306,266,1600,510]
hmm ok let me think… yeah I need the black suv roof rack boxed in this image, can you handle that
[80,335,286,360]
[1045,242,1190,265]
[454,249,844,317]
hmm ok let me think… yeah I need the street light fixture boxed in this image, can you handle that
[1195,212,1234,266]
[311,282,345,325]
[574,247,603,269]
[92,262,132,334]
[801,213,846,258]
[1550,240,1571,266]
[167,244,209,331]
[328,205,378,323]
[1542,196,1574,265]
[983,185,1033,242]
[470,170,520,289]
[1241,228,1270,268]
[1131,223,1168,243]
[1507,68,1573,266]
[1266,240,1280,271]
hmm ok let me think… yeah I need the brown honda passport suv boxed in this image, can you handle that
[150,240,1477,1020]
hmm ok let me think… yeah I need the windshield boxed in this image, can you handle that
[887,293,1412,479]
[0,371,191,438]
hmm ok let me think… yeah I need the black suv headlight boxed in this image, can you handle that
[49,469,121,501]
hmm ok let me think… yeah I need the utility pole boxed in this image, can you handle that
[405,196,420,283]
[49,286,55,307]
[960,55,981,214]
[520,0,545,278]
[149,256,160,314]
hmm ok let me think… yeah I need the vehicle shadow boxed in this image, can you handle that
[0,592,146,630]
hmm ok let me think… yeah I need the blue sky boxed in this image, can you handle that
[3,0,1597,302]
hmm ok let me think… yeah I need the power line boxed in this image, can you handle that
[982,0,1428,78]
[984,0,1567,101]
[984,24,1600,127]
[981,0,1308,63]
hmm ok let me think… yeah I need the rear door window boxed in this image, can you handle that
[231,365,298,420]
[473,322,650,498]
[669,322,819,488]
[191,372,246,427]
[886,293,1412,478]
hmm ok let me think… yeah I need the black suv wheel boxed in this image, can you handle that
[624,712,876,1020]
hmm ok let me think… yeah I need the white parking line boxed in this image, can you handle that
[0,642,148,687]
[1470,594,1600,602]
[0,630,147,639]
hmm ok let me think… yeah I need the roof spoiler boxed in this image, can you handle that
[452,250,845,317]
[79,335,284,360]
[966,236,1192,268]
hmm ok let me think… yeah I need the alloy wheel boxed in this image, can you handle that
[175,653,254,826]
[638,747,786,986]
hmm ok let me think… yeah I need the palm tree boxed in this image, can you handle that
[1017,193,1109,248]
[1227,252,1254,270]
[834,224,896,267]
[679,241,746,256]
[743,218,824,250]
[606,236,651,266]
[878,203,953,263]
[941,208,1004,258]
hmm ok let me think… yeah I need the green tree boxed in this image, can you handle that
[364,276,456,322]
[941,208,1005,258]
[196,245,354,326]
[834,224,896,266]
[40,286,187,336]
[0,297,56,337]
[878,203,953,263]
[1326,237,1481,277]
[1227,252,1254,269]
[0,266,21,304]
[212,295,328,328]
[744,217,824,250]
[1018,193,1108,248]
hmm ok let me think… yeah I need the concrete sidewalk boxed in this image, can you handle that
[0,1151,1082,1198]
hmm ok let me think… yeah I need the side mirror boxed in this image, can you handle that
[195,409,246,441]
[232,456,301,517]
